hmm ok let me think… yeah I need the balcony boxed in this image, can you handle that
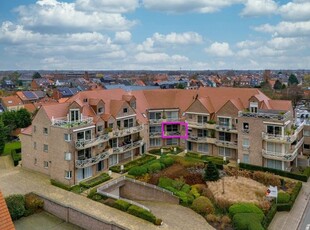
[52,115,93,128]
[149,132,161,138]
[188,135,216,144]
[112,125,143,138]
[262,137,303,161]
[215,140,238,149]
[112,140,143,154]
[75,149,112,168]
[262,123,304,143]
[164,131,181,136]
[215,125,237,133]
[186,121,216,129]
[238,110,291,122]
[75,133,111,150]
[149,118,180,125]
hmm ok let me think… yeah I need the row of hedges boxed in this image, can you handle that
[148,146,183,155]
[79,173,111,188]
[185,152,226,170]
[239,163,308,182]
[128,156,174,177]
[277,181,302,211]
[5,193,44,220]
[262,201,277,229]
[229,203,265,230]
[11,149,21,166]
[109,154,156,173]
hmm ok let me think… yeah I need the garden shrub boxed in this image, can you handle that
[114,200,131,212]
[191,196,215,215]
[278,192,290,204]
[221,215,231,224]
[175,191,194,205]
[155,218,163,226]
[180,184,191,193]
[50,179,71,191]
[24,193,44,215]
[302,167,310,178]
[11,149,21,166]
[171,156,204,168]
[215,197,232,212]
[127,205,157,224]
[229,203,264,217]
[110,155,156,173]
[103,198,116,207]
[147,162,162,173]
[87,188,97,199]
[128,166,148,177]
[5,194,25,220]
[204,161,219,181]
[159,156,174,167]
[109,165,121,173]
[232,213,264,230]
[252,171,281,187]
[80,173,111,188]
[158,177,174,188]
[189,187,200,198]
[206,214,219,223]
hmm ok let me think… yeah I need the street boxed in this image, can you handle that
[299,198,310,230]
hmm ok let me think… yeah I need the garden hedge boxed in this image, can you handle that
[276,181,302,211]
[191,196,214,215]
[11,149,21,166]
[229,203,264,217]
[127,205,157,224]
[109,155,156,173]
[79,173,111,188]
[262,201,277,229]
[50,179,71,191]
[232,213,264,230]
[5,194,26,220]
[114,200,131,211]
[128,166,148,176]
[239,163,308,182]
[277,192,290,204]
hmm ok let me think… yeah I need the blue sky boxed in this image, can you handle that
[0,0,309,70]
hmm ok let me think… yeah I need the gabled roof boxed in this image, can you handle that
[110,100,126,118]
[268,100,292,111]
[41,103,69,119]
[1,95,23,108]
[198,97,215,114]
[0,191,15,230]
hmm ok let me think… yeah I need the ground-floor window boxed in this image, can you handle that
[218,147,232,157]
[109,154,118,166]
[166,138,178,146]
[97,161,104,172]
[65,170,72,179]
[124,151,132,159]
[242,154,249,163]
[266,159,282,170]
[77,166,92,182]
[198,143,208,153]
[150,138,161,147]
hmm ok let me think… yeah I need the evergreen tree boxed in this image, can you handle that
[0,121,9,153]
[273,80,283,90]
[288,74,299,85]
[16,109,32,128]
[204,161,220,181]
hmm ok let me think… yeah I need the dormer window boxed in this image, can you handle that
[98,107,104,114]
[70,109,80,122]
[83,98,88,103]
[123,108,128,113]
[250,102,258,113]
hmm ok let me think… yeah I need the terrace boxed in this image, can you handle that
[75,149,112,168]
[238,110,291,122]
[262,122,304,143]
[112,140,143,154]
[112,125,143,138]
[75,133,110,150]
[51,115,93,128]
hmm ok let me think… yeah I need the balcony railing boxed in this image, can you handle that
[149,132,161,138]
[112,140,143,154]
[262,123,304,143]
[75,149,111,168]
[112,125,143,138]
[262,137,303,162]
[238,110,291,121]
[215,140,238,149]
[52,115,93,128]
[216,125,237,133]
[186,121,216,129]
[188,135,216,144]
[75,133,110,150]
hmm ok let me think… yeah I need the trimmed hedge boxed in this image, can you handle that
[50,179,71,191]
[109,154,156,173]
[262,201,277,229]
[159,156,174,167]
[79,173,111,188]
[127,205,157,224]
[303,167,310,178]
[185,152,225,169]
[276,181,302,211]
[11,149,21,166]
[5,194,26,220]
[232,213,264,230]
[278,192,290,204]
[239,163,308,182]
[147,162,162,173]
[128,166,148,177]
[191,196,214,215]
[229,203,264,217]
[114,200,131,211]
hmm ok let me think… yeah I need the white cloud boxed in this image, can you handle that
[205,42,233,57]
[114,31,132,43]
[267,37,305,50]
[240,0,278,17]
[137,32,203,52]
[236,40,260,49]
[279,1,310,21]
[135,52,189,63]
[255,21,310,37]
[75,0,139,13]
[15,0,136,32]
[143,0,243,13]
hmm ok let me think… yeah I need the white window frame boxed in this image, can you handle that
[64,133,72,142]
[65,170,72,179]
[65,152,72,161]
[44,161,49,168]
[43,144,48,152]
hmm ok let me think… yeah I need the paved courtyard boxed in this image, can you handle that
[0,166,213,230]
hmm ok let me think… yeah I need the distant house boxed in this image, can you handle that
[16,91,46,104]
[2,80,15,89]
[0,95,24,111]
[52,87,79,100]
[31,78,54,90]
[100,76,115,84]
[19,74,33,87]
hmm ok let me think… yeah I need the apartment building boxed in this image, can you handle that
[21,88,307,185]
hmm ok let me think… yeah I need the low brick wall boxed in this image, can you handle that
[35,193,127,230]
[120,179,179,204]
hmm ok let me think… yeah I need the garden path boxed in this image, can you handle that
[0,155,13,169]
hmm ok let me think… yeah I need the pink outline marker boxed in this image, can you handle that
[161,121,188,139]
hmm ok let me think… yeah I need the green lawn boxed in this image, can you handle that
[2,141,21,156]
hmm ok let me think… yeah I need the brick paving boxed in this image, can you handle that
[0,167,214,230]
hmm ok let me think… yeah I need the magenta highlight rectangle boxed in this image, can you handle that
[161,121,188,139]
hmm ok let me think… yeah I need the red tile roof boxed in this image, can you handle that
[1,95,23,108]
[0,192,15,230]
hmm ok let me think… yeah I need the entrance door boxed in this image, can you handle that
[187,141,192,151]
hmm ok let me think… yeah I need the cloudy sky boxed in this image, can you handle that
[0,0,309,70]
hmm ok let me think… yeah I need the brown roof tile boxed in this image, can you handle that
[0,192,15,230]
[1,95,23,108]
